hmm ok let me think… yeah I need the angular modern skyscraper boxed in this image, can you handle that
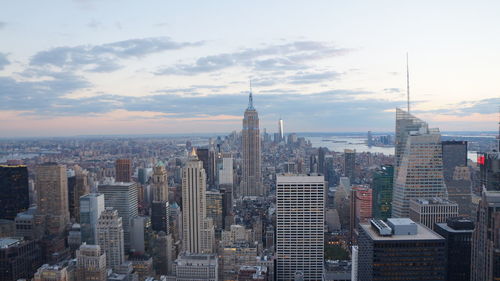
[392,113,447,218]
[182,149,214,254]
[0,165,30,220]
[276,174,324,281]
[241,90,263,197]
[35,163,70,236]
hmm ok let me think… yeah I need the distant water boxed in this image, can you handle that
[306,136,394,155]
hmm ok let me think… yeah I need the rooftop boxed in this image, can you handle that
[0,237,23,248]
[412,197,457,205]
[276,173,325,183]
[360,222,443,241]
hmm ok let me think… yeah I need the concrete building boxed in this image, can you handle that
[0,165,30,220]
[0,237,42,281]
[221,243,258,280]
[80,193,105,245]
[435,217,474,281]
[276,174,324,281]
[238,266,268,281]
[115,159,132,183]
[471,189,500,281]
[409,198,459,230]
[98,182,138,251]
[241,90,263,197]
[34,264,69,281]
[15,206,41,240]
[182,149,214,254]
[206,191,223,234]
[358,218,446,280]
[173,253,218,281]
[97,208,125,271]
[68,167,90,222]
[130,216,151,254]
[150,231,174,276]
[35,163,70,236]
[392,126,448,218]
[349,186,372,243]
[216,152,233,187]
[76,244,107,281]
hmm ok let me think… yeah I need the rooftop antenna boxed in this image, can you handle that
[248,79,254,109]
[406,52,410,114]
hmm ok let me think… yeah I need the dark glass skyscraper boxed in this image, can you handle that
[442,141,472,215]
[371,165,394,220]
[0,165,30,220]
[344,149,356,183]
[477,151,500,191]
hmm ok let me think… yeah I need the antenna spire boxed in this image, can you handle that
[406,52,410,113]
[247,79,254,110]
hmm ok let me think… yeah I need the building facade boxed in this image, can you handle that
[80,193,105,245]
[115,159,132,183]
[442,141,472,216]
[371,165,394,220]
[76,244,107,281]
[0,237,42,281]
[0,165,30,220]
[97,208,125,271]
[409,198,459,230]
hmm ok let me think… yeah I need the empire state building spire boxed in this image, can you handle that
[247,81,255,110]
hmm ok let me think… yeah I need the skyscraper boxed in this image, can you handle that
[97,208,125,271]
[182,148,214,254]
[318,147,326,175]
[67,168,89,222]
[115,159,132,183]
[278,117,284,142]
[35,163,70,236]
[344,149,356,183]
[80,193,105,245]
[409,198,459,230]
[392,125,447,218]
[0,165,30,220]
[477,151,500,191]
[216,152,233,187]
[470,189,500,281]
[276,174,324,281]
[241,90,263,197]
[349,186,372,243]
[33,264,69,281]
[0,237,42,281]
[442,141,472,215]
[151,162,170,233]
[76,244,107,281]
[371,165,394,220]
[98,182,138,251]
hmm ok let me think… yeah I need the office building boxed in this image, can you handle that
[80,193,105,245]
[130,216,151,254]
[221,243,258,280]
[151,163,170,233]
[68,168,90,222]
[349,186,372,243]
[371,165,394,220]
[150,231,174,276]
[15,206,41,240]
[197,148,216,188]
[173,253,218,281]
[98,182,138,251]
[276,174,324,281]
[0,165,30,220]
[392,126,447,218]
[241,90,263,197]
[442,141,472,215]
[358,218,446,280]
[435,217,474,281]
[115,159,132,183]
[409,198,458,230]
[471,189,500,281]
[138,167,152,185]
[318,147,326,175]
[35,163,70,236]
[216,152,233,186]
[97,208,125,271]
[477,151,500,191]
[129,254,154,281]
[238,266,268,281]
[343,149,356,183]
[182,149,214,254]
[0,237,42,281]
[206,190,223,234]
[33,264,69,281]
[76,244,107,281]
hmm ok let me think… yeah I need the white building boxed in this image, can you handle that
[409,198,458,230]
[276,174,325,281]
[173,253,218,281]
[76,243,107,281]
[80,193,105,245]
[216,153,233,186]
[97,208,124,271]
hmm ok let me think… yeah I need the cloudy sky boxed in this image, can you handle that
[1,1,499,137]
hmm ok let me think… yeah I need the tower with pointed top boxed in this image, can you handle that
[241,89,263,197]
[151,162,170,233]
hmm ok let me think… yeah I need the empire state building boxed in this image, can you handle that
[241,90,263,197]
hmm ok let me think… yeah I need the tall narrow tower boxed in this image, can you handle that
[241,89,263,197]
[278,117,284,142]
[151,162,170,233]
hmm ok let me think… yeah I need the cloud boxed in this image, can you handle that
[0,53,9,70]
[288,71,341,84]
[414,98,500,117]
[383,88,400,93]
[30,37,204,72]
[156,41,349,75]
[0,22,6,29]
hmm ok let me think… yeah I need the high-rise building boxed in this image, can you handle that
[151,162,170,233]
[130,216,151,254]
[35,163,70,236]
[477,151,500,191]
[98,182,138,251]
[318,147,326,175]
[33,264,69,281]
[80,193,105,245]
[371,165,394,220]
[197,148,216,188]
[68,168,90,222]
[470,189,500,281]
[150,231,174,276]
[276,174,324,281]
[343,149,356,183]
[349,186,372,243]
[241,90,263,197]
[76,244,107,281]
[392,126,447,218]
[0,165,30,220]
[216,152,233,187]
[97,208,125,271]
[367,131,373,147]
[442,141,472,215]
[115,159,132,183]
[0,237,42,281]
[435,217,474,281]
[278,118,284,142]
[173,253,218,281]
[182,149,214,254]
[206,190,223,234]
[221,243,258,280]
[358,218,446,280]
[409,198,458,230]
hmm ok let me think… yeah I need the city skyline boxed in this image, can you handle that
[1,1,499,137]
